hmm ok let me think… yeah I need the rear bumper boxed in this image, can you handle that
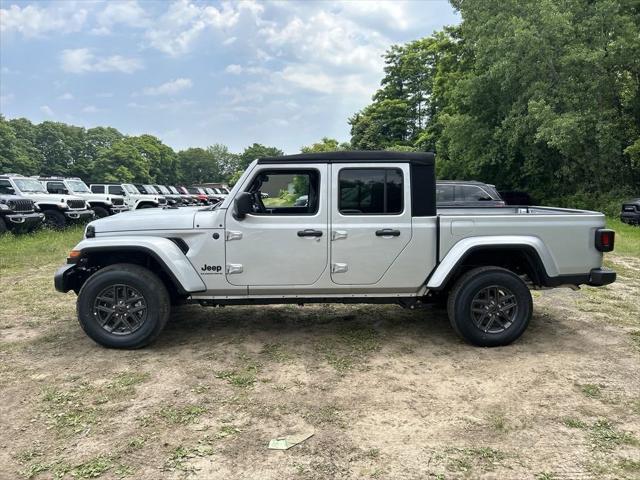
[587,267,616,286]
[544,267,616,288]
[64,209,95,221]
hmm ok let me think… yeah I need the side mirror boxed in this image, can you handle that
[233,192,253,220]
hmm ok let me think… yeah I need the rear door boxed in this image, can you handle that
[330,163,412,285]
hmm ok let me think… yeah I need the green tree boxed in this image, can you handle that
[301,137,351,153]
[239,143,283,170]
[91,139,151,183]
[177,147,219,185]
[127,134,177,184]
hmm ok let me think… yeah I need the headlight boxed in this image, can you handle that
[0,203,10,211]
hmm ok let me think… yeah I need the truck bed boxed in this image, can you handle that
[436,206,606,277]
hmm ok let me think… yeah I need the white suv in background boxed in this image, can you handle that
[90,184,166,210]
[0,174,93,228]
[39,177,127,218]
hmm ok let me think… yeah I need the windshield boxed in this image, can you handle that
[205,188,215,195]
[67,180,90,193]
[187,187,200,194]
[156,185,171,195]
[220,187,230,194]
[123,184,140,194]
[14,178,47,193]
[143,185,158,194]
[168,186,180,194]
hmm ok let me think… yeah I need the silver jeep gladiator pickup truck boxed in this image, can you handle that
[54,151,616,349]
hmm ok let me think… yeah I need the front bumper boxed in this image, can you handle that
[54,263,78,293]
[5,212,45,230]
[587,267,616,286]
[620,212,640,225]
[109,205,129,214]
[64,209,95,221]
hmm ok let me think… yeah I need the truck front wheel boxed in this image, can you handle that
[44,209,66,229]
[92,205,109,218]
[77,263,170,349]
[447,266,532,347]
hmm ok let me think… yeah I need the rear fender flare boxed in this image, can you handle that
[426,235,558,289]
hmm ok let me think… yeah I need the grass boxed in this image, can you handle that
[0,225,84,273]
[158,404,207,425]
[606,218,640,257]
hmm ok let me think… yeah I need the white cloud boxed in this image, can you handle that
[225,64,243,74]
[60,48,142,74]
[58,92,74,100]
[0,3,88,37]
[278,65,374,97]
[223,36,237,46]
[94,0,148,34]
[40,105,54,116]
[82,105,100,113]
[143,78,193,96]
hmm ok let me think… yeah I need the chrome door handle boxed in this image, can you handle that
[297,229,323,237]
[375,229,400,237]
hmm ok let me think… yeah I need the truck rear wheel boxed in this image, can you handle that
[447,266,532,347]
[77,263,170,349]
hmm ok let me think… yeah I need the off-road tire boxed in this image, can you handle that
[0,217,7,234]
[43,209,66,229]
[447,266,532,347]
[137,203,154,209]
[92,205,109,218]
[77,263,170,349]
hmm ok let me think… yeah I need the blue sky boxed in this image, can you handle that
[0,0,459,153]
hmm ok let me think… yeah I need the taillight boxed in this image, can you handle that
[595,229,615,252]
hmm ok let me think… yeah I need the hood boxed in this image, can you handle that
[91,206,202,233]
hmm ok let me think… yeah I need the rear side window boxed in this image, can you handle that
[91,185,104,193]
[339,168,403,215]
[436,184,454,202]
[458,185,492,201]
[108,186,124,195]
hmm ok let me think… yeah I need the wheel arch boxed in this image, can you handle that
[427,237,558,291]
[59,237,206,298]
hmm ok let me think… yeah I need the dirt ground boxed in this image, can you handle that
[1,253,639,480]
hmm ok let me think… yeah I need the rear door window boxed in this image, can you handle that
[338,168,403,215]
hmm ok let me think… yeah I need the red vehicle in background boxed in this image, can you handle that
[177,186,207,205]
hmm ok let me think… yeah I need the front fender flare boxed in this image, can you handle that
[426,235,558,289]
[71,236,206,293]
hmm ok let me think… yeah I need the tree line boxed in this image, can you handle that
[349,0,640,211]
[1,0,638,212]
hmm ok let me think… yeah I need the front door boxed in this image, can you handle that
[225,164,328,286]
[330,163,412,285]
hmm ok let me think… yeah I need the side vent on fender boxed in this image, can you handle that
[169,237,189,254]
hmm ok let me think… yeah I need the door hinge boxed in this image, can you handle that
[226,230,243,241]
[331,263,348,273]
[226,264,243,274]
[332,230,348,241]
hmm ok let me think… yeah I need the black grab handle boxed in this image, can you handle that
[375,229,400,237]
[297,229,323,237]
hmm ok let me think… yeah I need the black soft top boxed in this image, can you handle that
[258,150,434,166]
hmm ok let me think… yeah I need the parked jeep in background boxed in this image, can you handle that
[0,193,44,233]
[90,184,165,210]
[40,177,127,218]
[620,198,640,225]
[55,151,616,350]
[134,184,173,206]
[167,185,198,205]
[153,185,187,206]
[436,180,505,207]
[1,174,93,228]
